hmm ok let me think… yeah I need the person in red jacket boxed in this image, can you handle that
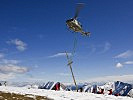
[55,82,60,91]
[108,89,112,95]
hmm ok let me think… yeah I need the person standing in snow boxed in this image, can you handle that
[55,82,60,91]
[108,89,112,95]
[4,81,7,86]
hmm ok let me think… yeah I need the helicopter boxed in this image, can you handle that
[66,3,91,36]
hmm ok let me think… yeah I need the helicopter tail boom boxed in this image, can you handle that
[81,31,91,36]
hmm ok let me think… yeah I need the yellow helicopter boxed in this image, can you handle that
[66,3,91,36]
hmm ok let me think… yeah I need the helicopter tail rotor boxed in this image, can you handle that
[74,3,84,19]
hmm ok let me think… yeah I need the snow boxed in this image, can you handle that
[0,86,133,100]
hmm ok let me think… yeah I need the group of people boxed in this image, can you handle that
[92,88,113,95]
[0,81,7,86]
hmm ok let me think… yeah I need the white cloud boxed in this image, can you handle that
[0,59,19,64]
[0,73,15,80]
[102,42,111,53]
[57,73,71,76]
[116,62,123,68]
[34,65,39,68]
[49,52,72,58]
[0,53,4,59]
[0,64,29,74]
[0,56,29,80]
[115,61,133,68]
[84,75,133,83]
[114,50,133,58]
[89,42,111,54]
[7,39,27,51]
[38,34,44,39]
[27,77,47,82]
[124,61,133,65]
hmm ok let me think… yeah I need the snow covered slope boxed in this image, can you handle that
[0,86,133,100]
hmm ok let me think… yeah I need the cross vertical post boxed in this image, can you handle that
[65,51,78,92]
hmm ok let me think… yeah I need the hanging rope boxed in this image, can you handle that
[70,33,78,61]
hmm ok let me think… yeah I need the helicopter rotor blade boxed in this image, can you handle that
[74,3,84,19]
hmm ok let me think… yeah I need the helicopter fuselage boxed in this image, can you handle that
[66,18,90,36]
[66,19,82,32]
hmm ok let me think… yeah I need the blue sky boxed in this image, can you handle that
[0,0,133,83]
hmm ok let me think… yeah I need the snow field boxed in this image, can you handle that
[0,86,133,100]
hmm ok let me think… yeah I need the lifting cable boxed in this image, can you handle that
[70,33,78,61]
